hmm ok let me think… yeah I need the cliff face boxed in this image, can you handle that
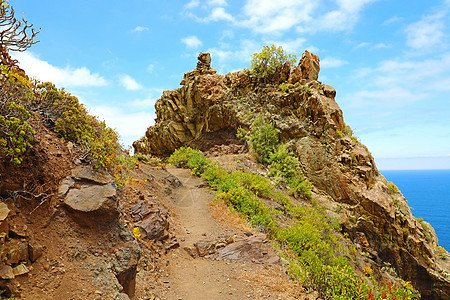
[134,52,450,298]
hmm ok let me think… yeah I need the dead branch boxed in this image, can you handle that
[0,1,40,52]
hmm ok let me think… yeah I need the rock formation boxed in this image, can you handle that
[57,166,140,299]
[134,52,450,298]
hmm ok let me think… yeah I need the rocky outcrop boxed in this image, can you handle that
[0,202,42,280]
[134,52,450,298]
[59,166,119,225]
[57,166,140,298]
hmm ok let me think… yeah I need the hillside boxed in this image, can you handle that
[134,52,450,299]
[1,43,450,298]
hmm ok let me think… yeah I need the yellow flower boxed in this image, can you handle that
[133,227,141,238]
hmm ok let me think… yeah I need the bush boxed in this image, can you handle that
[251,44,296,79]
[388,182,399,194]
[269,144,311,199]
[34,82,122,171]
[269,144,299,179]
[0,65,132,186]
[249,116,280,164]
[0,66,35,164]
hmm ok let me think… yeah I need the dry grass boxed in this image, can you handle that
[239,264,305,299]
[208,197,254,232]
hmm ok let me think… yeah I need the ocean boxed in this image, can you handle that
[382,170,450,251]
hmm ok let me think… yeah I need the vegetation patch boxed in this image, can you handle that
[168,147,417,299]
[0,62,137,188]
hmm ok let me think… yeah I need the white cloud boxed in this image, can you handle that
[373,43,390,49]
[238,0,377,34]
[315,0,378,32]
[181,35,203,48]
[383,16,402,25]
[242,0,316,34]
[320,57,348,68]
[207,0,227,6]
[88,106,156,148]
[206,7,234,22]
[119,74,143,91]
[130,97,157,108]
[131,26,149,32]
[355,42,371,49]
[208,39,259,65]
[185,0,200,9]
[11,51,108,87]
[266,38,307,54]
[184,0,377,35]
[147,64,154,73]
[347,87,426,109]
[354,42,391,49]
[405,12,445,50]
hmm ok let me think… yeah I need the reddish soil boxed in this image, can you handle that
[1,126,303,299]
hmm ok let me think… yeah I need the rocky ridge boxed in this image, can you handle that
[134,52,450,298]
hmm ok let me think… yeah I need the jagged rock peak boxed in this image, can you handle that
[196,52,211,70]
[180,52,217,85]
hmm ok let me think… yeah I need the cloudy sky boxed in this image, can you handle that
[9,0,450,170]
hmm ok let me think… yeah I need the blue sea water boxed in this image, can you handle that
[382,170,450,251]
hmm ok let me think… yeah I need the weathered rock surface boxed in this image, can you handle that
[60,166,119,225]
[216,234,280,265]
[131,202,170,241]
[134,51,450,298]
[56,166,141,298]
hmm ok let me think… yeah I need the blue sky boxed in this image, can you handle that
[8,0,450,170]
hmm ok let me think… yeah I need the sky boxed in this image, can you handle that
[7,0,450,170]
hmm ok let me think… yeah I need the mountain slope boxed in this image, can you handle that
[134,52,450,299]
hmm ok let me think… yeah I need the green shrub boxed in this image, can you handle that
[288,176,312,199]
[167,146,212,176]
[228,171,272,198]
[0,66,36,164]
[279,83,294,93]
[34,82,123,171]
[388,182,399,194]
[269,144,298,178]
[251,44,296,79]
[269,144,311,199]
[249,116,280,164]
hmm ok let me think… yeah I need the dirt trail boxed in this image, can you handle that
[151,166,302,300]
[160,166,249,299]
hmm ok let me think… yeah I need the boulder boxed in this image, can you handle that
[12,264,29,276]
[216,234,280,265]
[322,84,336,99]
[29,244,43,262]
[71,166,114,184]
[131,203,169,241]
[0,203,9,235]
[111,236,140,299]
[194,241,216,257]
[280,60,291,82]
[197,52,211,70]
[64,183,118,223]
[0,265,14,280]
[288,65,302,84]
[299,50,320,81]
[60,166,119,226]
